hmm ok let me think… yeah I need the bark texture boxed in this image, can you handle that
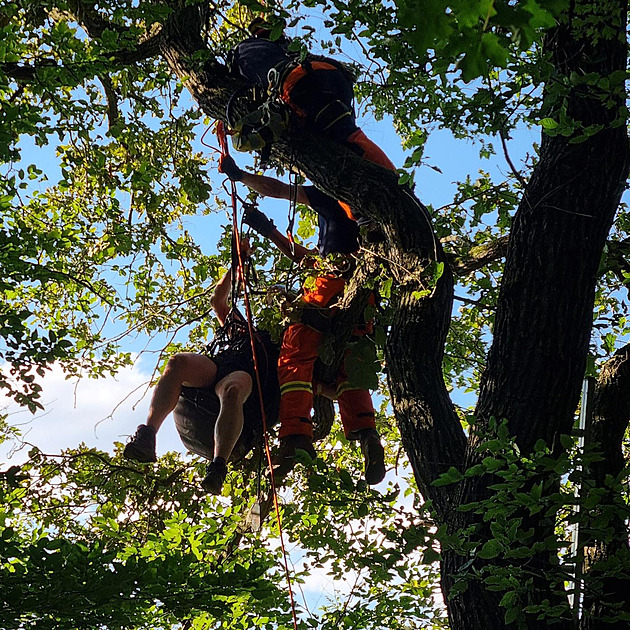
[443,1,630,629]
[580,344,630,630]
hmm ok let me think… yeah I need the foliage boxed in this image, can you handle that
[1,1,629,629]
[0,436,447,629]
[433,419,630,628]
[0,0,228,409]
[0,445,295,629]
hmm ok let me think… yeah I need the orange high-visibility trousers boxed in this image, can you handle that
[277,275,376,439]
[346,129,397,172]
[282,65,397,173]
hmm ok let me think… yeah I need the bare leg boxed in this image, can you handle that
[146,353,218,433]
[213,370,253,461]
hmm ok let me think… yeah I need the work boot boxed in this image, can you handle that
[201,458,228,495]
[123,424,157,463]
[358,428,385,485]
[273,434,316,481]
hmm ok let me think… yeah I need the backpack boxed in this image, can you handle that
[226,42,358,159]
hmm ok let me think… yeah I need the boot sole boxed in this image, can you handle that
[201,475,225,495]
[123,444,157,463]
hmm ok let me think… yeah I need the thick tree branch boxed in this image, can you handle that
[449,235,509,275]
[160,5,235,121]
[445,1,630,627]
[63,0,165,62]
[1,33,163,84]
[98,74,119,129]
[476,1,630,453]
[1,2,164,83]
[63,1,127,38]
[443,232,630,279]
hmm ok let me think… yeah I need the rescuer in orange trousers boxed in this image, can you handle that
[220,154,386,485]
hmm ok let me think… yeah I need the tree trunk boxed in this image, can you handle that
[580,344,630,630]
[441,1,630,628]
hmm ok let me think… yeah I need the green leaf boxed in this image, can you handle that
[343,337,379,390]
[477,539,503,559]
[481,33,509,68]
[433,467,464,486]
[540,117,559,129]
[422,546,441,564]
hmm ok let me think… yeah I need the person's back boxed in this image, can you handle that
[230,36,291,87]
[300,186,360,257]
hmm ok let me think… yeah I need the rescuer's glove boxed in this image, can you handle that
[243,206,276,237]
[218,154,244,181]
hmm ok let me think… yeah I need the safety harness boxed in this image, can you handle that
[205,308,251,357]
[225,45,357,162]
[226,87,290,160]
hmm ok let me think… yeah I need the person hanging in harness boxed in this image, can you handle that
[123,240,280,495]
[227,17,396,172]
[219,154,386,486]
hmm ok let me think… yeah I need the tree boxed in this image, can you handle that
[1,1,629,629]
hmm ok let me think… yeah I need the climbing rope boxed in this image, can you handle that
[216,122,299,630]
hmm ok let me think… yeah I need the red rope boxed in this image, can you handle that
[216,122,300,630]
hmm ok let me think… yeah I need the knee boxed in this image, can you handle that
[217,378,251,405]
[164,354,190,377]
[221,382,242,403]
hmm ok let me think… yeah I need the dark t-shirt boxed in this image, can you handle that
[173,330,280,461]
[302,186,360,256]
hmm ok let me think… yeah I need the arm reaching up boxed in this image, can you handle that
[243,205,313,263]
[219,154,311,205]
[210,238,254,325]
[219,155,316,263]
[210,267,232,326]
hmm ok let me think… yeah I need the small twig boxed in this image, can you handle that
[453,294,494,310]
[500,129,528,190]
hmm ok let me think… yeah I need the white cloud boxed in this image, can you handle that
[0,360,184,465]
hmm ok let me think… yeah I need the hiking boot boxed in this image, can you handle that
[201,459,228,495]
[123,424,157,463]
[273,434,316,480]
[358,428,385,485]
